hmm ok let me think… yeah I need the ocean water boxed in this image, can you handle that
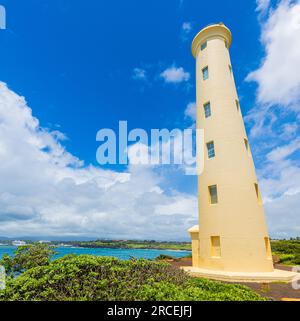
[0,246,191,261]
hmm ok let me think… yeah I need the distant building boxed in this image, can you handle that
[12,240,26,246]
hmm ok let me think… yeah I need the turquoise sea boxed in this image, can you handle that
[0,246,191,260]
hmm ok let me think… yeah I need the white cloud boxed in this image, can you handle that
[160,66,190,83]
[184,102,196,121]
[265,193,300,238]
[132,68,146,80]
[259,146,300,238]
[245,0,300,138]
[182,22,192,33]
[245,0,300,238]
[280,122,298,140]
[180,22,193,42]
[247,0,300,107]
[256,0,271,15]
[0,82,197,240]
[266,138,300,162]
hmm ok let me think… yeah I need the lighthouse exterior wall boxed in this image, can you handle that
[192,27,274,272]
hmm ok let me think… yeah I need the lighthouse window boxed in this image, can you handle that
[254,183,262,205]
[229,65,232,75]
[204,102,211,118]
[207,141,215,159]
[201,41,207,51]
[202,66,209,80]
[209,185,218,204]
[264,237,272,259]
[211,236,221,257]
[236,100,240,112]
[244,138,250,155]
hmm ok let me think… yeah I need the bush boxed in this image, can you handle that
[271,240,300,265]
[277,254,300,265]
[155,254,175,261]
[0,244,55,276]
[0,255,265,301]
[271,240,300,255]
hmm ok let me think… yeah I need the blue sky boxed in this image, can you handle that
[0,0,300,240]
[0,0,260,165]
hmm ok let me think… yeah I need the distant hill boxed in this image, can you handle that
[0,236,10,241]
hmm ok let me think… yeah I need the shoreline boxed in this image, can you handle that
[71,245,191,251]
[0,244,191,252]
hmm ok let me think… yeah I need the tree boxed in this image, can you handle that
[0,243,56,276]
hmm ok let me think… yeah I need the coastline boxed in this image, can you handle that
[0,241,192,251]
[0,244,191,252]
[0,245,191,261]
[71,245,191,251]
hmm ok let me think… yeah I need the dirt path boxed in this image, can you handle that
[170,258,300,301]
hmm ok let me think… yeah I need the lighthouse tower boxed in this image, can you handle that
[184,23,299,282]
[187,23,276,278]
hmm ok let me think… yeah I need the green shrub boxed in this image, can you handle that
[277,254,300,265]
[0,255,265,301]
[271,240,300,255]
[155,254,175,261]
[184,253,192,258]
[271,240,300,265]
[0,244,55,276]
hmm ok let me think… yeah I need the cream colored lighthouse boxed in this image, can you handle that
[184,23,299,282]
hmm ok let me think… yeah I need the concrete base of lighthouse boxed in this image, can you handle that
[182,266,300,283]
[187,225,299,283]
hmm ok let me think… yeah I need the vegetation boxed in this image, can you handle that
[55,240,192,251]
[271,239,300,265]
[0,239,192,250]
[0,255,264,301]
[155,254,175,261]
[0,244,55,276]
[0,244,264,301]
[2,239,300,301]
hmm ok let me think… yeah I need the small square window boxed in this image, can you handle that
[201,41,207,51]
[254,183,262,205]
[235,100,240,112]
[207,141,215,159]
[202,66,209,80]
[244,138,251,156]
[211,236,221,257]
[209,185,218,204]
[204,102,211,118]
[264,237,272,259]
[244,138,249,153]
[229,65,232,75]
[225,41,228,49]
